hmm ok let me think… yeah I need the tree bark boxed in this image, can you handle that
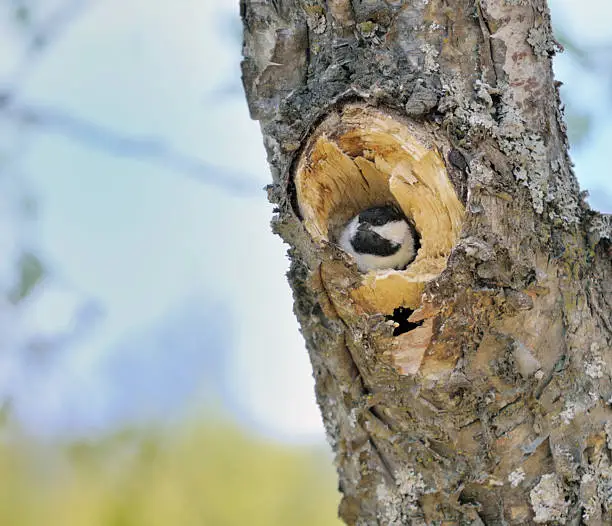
[240,1,612,524]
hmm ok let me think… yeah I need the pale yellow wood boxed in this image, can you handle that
[295,105,465,315]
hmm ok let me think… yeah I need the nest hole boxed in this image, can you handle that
[387,306,424,336]
[294,105,465,314]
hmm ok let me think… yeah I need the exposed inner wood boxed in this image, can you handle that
[295,105,465,314]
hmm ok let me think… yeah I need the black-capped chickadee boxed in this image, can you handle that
[339,205,419,272]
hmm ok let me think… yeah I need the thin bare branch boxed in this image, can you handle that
[6,0,95,90]
[4,102,262,196]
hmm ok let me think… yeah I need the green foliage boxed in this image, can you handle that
[14,4,30,25]
[9,0,31,27]
[9,251,44,303]
[565,111,592,147]
[555,30,589,66]
[0,423,343,526]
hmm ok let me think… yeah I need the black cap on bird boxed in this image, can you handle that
[339,205,419,272]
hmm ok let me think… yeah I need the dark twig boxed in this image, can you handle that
[5,103,262,196]
[6,0,94,90]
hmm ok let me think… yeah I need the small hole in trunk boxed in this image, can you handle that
[386,306,424,336]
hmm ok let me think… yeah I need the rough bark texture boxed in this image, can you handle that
[240,1,612,524]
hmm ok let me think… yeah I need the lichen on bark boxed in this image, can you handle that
[241,0,612,524]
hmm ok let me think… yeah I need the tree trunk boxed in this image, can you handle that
[240,0,612,524]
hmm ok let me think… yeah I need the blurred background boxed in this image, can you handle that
[0,1,609,524]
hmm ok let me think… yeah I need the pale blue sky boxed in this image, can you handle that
[0,0,610,442]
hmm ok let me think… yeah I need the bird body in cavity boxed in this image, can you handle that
[339,205,419,272]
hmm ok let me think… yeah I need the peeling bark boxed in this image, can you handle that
[241,1,612,524]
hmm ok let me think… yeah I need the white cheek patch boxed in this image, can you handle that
[371,221,409,245]
[339,216,360,257]
[339,216,418,272]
